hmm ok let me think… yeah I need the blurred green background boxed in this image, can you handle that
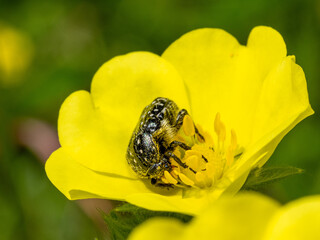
[0,0,319,239]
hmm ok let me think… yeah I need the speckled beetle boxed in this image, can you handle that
[126,97,203,186]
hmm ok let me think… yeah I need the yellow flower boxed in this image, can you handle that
[128,193,320,240]
[0,23,33,86]
[45,26,313,215]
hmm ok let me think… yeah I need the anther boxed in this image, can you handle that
[161,112,240,189]
[178,173,194,186]
[183,115,195,136]
[164,171,178,185]
[185,155,199,170]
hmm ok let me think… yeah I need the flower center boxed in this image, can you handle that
[161,113,241,189]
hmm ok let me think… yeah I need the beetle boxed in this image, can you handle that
[126,97,203,186]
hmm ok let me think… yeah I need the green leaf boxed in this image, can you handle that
[102,203,192,240]
[242,166,305,190]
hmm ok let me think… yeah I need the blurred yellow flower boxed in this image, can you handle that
[0,23,33,86]
[45,26,313,215]
[128,193,320,240]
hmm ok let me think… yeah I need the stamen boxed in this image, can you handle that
[183,115,195,136]
[205,162,215,177]
[214,113,221,136]
[161,177,169,184]
[230,129,237,151]
[162,113,241,189]
[173,169,180,175]
[164,171,178,185]
[185,155,200,170]
[214,113,226,143]
[185,149,202,159]
[178,173,194,186]
[226,146,234,168]
[219,122,226,143]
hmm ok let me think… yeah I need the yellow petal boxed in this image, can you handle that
[247,26,287,77]
[263,195,320,240]
[45,148,156,200]
[91,51,190,130]
[126,193,207,215]
[162,26,311,148]
[58,90,133,177]
[251,56,313,145]
[223,58,313,191]
[128,218,184,240]
[182,193,280,240]
[47,27,314,216]
[163,26,312,200]
[59,52,189,176]
[128,193,320,240]
[163,28,241,140]
[128,193,280,240]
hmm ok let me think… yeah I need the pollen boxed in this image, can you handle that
[167,113,242,189]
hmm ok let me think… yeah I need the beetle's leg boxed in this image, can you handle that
[165,151,196,174]
[194,126,205,141]
[174,109,188,130]
[146,162,162,177]
[168,140,191,151]
[165,152,187,168]
[175,109,205,141]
